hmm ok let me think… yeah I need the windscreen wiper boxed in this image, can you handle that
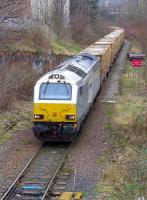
[43,81,49,99]
[63,82,70,97]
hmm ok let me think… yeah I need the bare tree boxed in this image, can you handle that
[31,0,70,39]
[70,0,99,43]
[0,0,31,23]
[0,0,31,47]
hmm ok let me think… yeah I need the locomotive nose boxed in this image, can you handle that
[33,103,76,123]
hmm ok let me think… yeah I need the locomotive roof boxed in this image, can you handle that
[62,53,98,70]
[37,53,99,85]
[37,68,82,85]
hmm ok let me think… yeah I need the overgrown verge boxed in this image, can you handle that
[0,101,32,144]
[96,51,147,199]
[0,22,82,144]
[50,39,82,56]
[0,63,39,109]
[0,22,82,55]
[0,62,40,143]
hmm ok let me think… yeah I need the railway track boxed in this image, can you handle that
[1,143,70,200]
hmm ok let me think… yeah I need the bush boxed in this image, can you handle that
[0,62,39,110]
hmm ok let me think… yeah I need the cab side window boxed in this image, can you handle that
[80,87,82,96]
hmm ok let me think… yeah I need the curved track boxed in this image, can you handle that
[1,143,70,200]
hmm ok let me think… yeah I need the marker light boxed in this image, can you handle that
[34,114,44,119]
[66,115,75,120]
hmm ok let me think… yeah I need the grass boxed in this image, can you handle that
[22,139,32,145]
[0,101,32,144]
[113,96,146,130]
[0,133,12,144]
[103,103,114,130]
[96,46,147,200]
[50,39,82,55]
[62,167,73,174]
[81,191,88,198]
[0,44,35,53]
[0,33,82,56]
[0,39,82,55]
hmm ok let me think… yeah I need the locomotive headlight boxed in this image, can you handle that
[54,74,59,79]
[34,114,44,119]
[66,115,75,120]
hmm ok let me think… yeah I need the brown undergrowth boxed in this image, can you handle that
[96,51,147,199]
[0,62,39,110]
[0,62,39,143]
[0,101,32,143]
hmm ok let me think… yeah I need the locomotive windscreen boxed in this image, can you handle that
[39,83,72,100]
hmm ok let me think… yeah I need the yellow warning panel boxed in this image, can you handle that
[74,192,83,199]
[59,192,73,200]
[58,192,82,200]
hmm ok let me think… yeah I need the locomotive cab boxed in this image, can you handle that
[33,72,78,142]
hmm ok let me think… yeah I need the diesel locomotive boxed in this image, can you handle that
[33,28,125,142]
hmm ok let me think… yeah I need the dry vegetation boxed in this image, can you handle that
[101,1,147,54]
[0,0,110,52]
[0,62,39,109]
[96,45,147,200]
[0,22,53,53]
[0,62,40,142]
[0,101,32,143]
[119,2,147,54]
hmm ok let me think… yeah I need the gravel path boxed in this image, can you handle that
[0,129,40,198]
[65,41,130,199]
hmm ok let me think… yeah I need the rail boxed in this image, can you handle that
[1,143,70,200]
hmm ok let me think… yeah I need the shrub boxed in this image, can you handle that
[0,62,39,110]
